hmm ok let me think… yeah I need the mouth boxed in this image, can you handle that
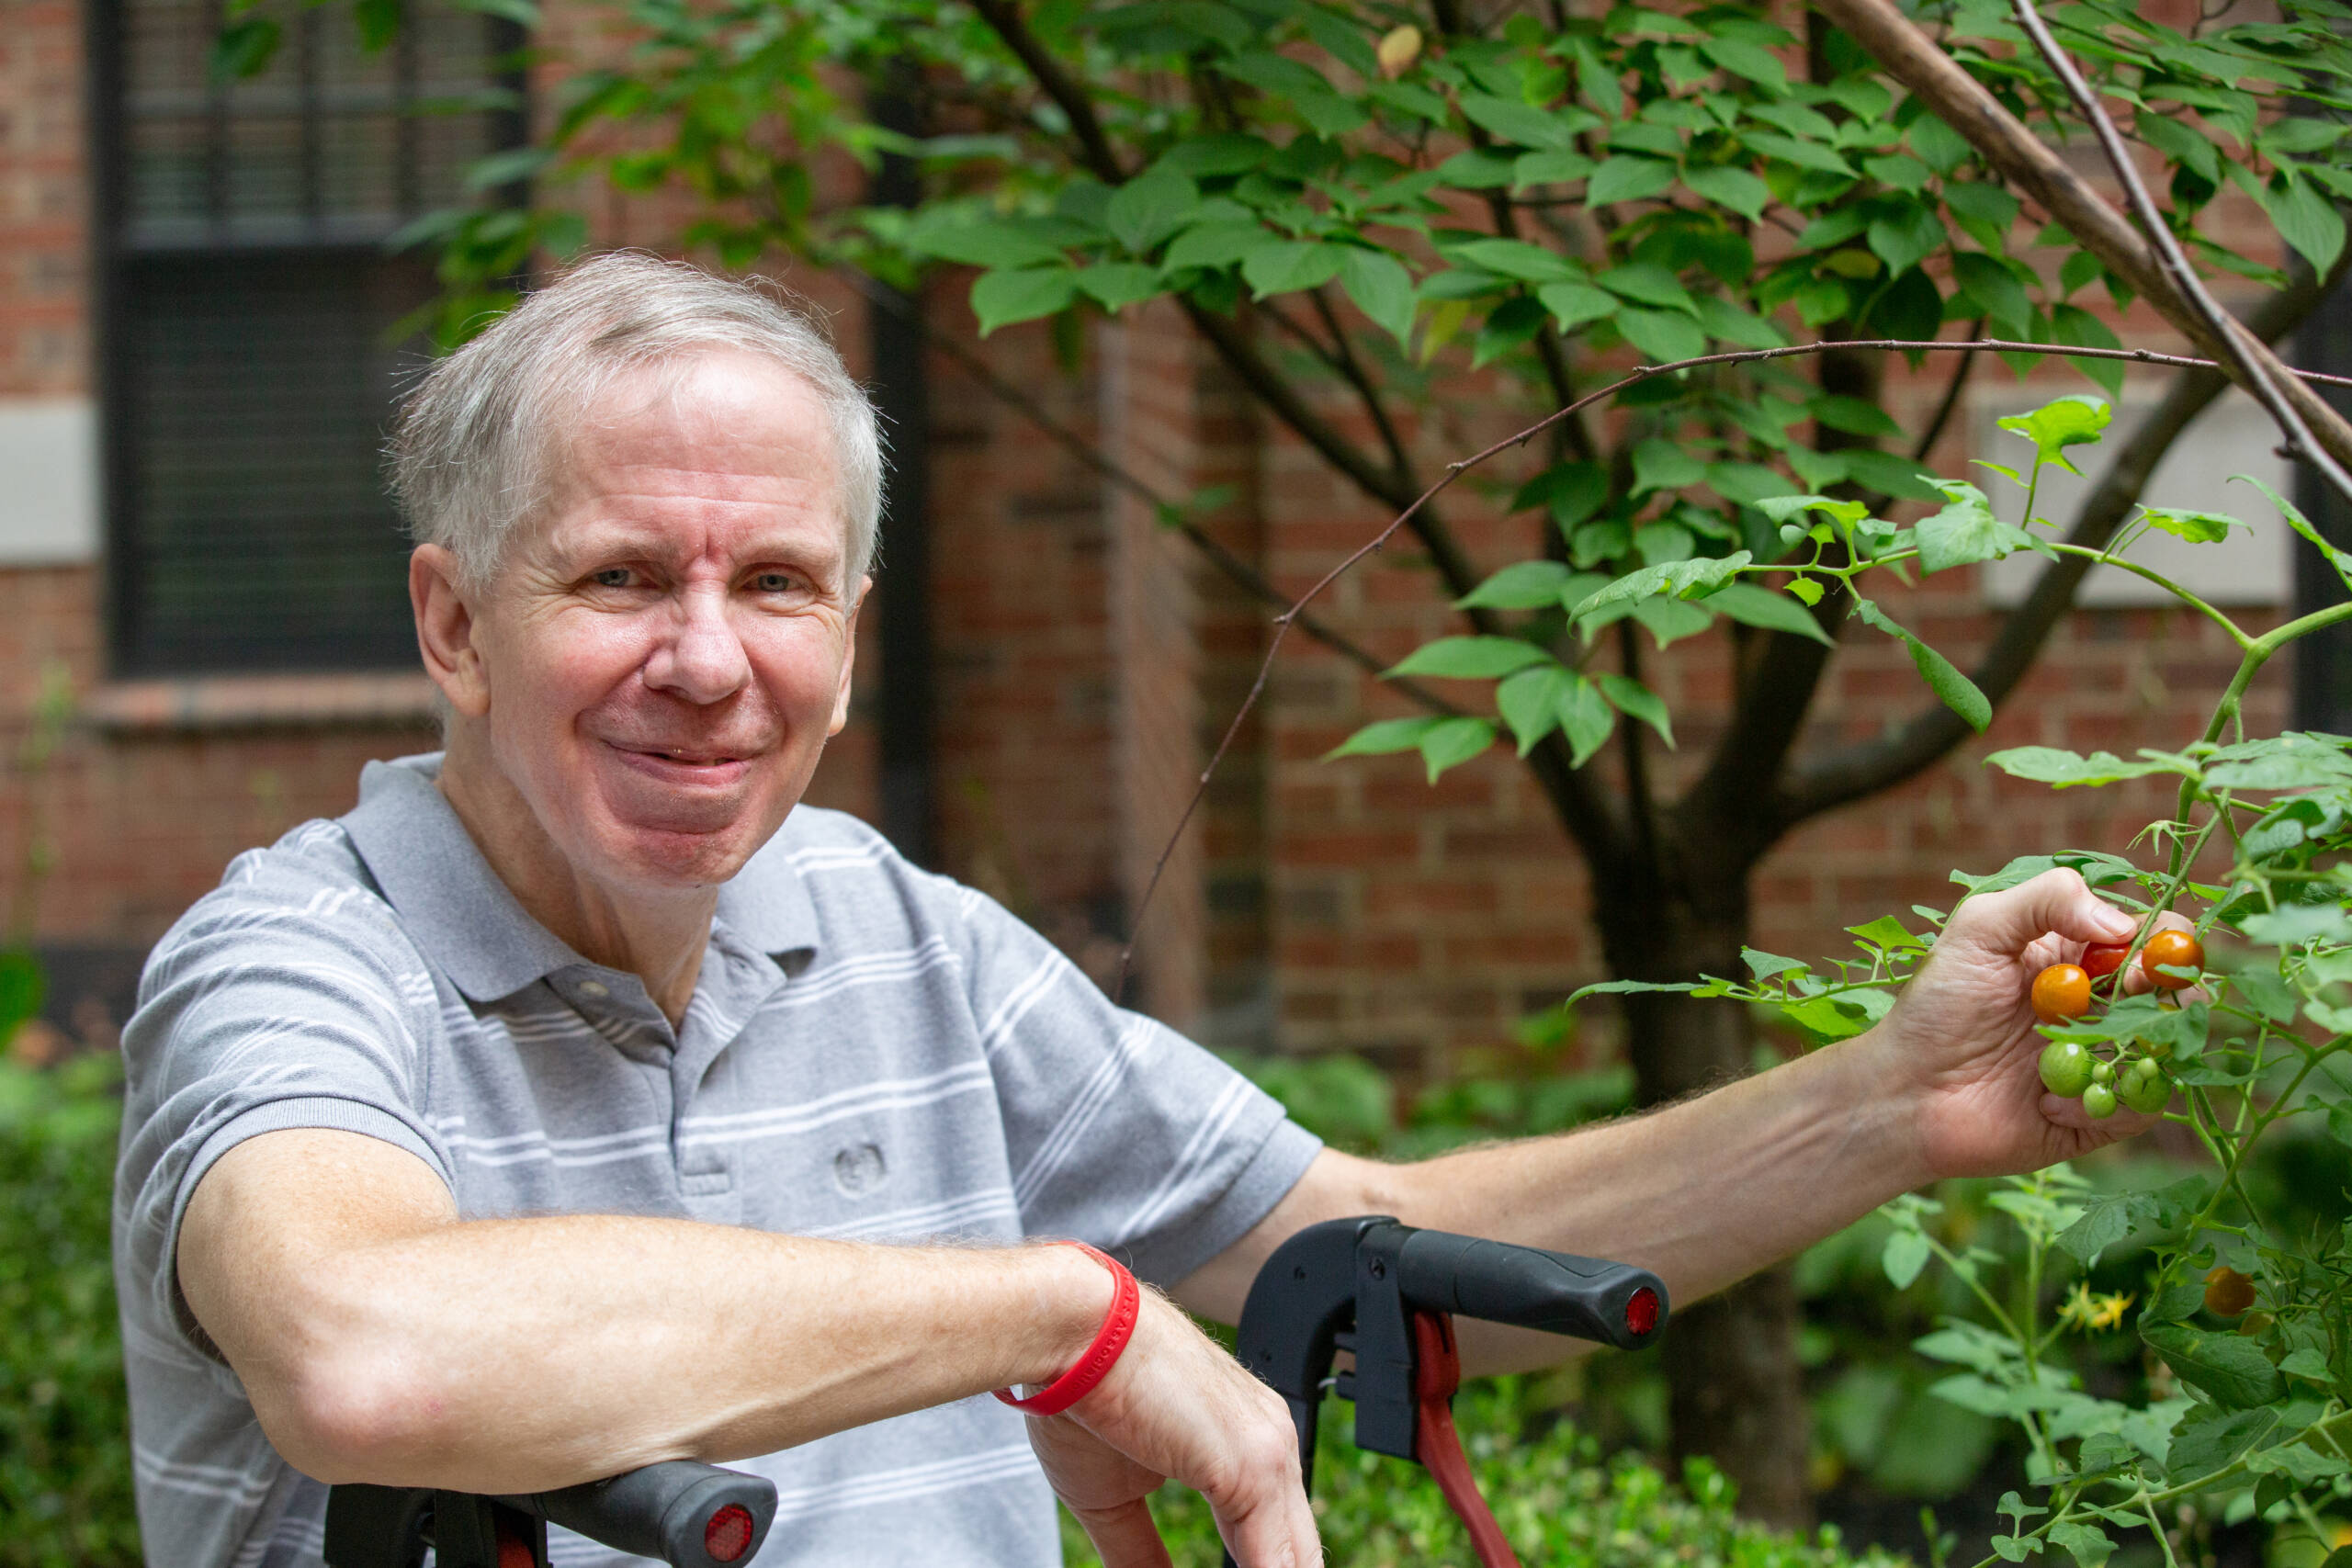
[604,740,762,783]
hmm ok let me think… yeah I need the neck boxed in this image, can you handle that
[435,722,717,1026]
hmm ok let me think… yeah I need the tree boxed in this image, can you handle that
[238,0,2352,1521]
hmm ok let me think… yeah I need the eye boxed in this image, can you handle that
[590,567,637,589]
[750,570,799,593]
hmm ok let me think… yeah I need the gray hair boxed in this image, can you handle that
[389,253,883,592]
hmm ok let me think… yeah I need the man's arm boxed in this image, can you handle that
[1178,869,2169,1369]
[180,1127,1318,1566]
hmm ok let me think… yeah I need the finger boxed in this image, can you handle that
[1069,1498,1175,1568]
[2040,1092,2164,1135]
[1954,869,2135,956]
[1214,1493,1319,1568]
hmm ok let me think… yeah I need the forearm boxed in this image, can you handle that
[186,1134,1110,1492]
[1385,1032,1928,1308]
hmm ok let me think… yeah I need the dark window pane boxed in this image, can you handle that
[111,253,432,674]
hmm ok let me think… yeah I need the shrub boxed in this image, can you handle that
[0,1055,138,1567]
[1062,1381,1909,1568]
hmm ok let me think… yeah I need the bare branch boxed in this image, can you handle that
[1778,262,2345,823]
[961,0,1125,182]
[1813,0,2352,476]
[2007,0,2352,509]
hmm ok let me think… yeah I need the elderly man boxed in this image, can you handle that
[117,254,2162,1568]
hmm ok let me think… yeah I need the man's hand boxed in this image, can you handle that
[1858,867,2188,1180]
[1021,1289,1318,1568]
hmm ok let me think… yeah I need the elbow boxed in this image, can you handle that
[249,1335,456,1486]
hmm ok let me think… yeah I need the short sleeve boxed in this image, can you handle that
[113,829,455,1359]
[952,885,1321,1285]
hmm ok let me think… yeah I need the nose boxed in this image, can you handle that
[643,581,751,705]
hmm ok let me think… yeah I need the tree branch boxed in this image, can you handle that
[1813,0,2352,477]
[961,0,1126,182]
[1777,259,2345,823]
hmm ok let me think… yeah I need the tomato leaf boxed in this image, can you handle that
[2141,1323,2286,1409]
[1916,480,2032,572]
[1854,598,1990,732]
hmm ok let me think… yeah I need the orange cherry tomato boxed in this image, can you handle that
[2081,941,2131,980]
[2142,930,2204,991]
[2031,964,2093,1023]
[2203,1265,2256,1317]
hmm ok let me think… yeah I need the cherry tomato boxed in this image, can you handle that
[2203,1265,2256,1317]
[2082,1082,2118,1120]
[2031,964,2093,1023]
[2142,930,2204,991]
[2119,1062,2173,1114]
[2040,1040,2094,1097]
[2091,1058,2114,1086]
[2081,942,2132,980]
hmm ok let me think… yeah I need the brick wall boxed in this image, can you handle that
[0,0,2323,1080]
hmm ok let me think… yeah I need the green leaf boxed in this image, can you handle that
[1699,35,1786,90]
[1615,306,1708,363]
[910,220,1069,271]
[2137,506,2245,544]
[972,267,1080,335]
[1868,202,1948,277]
[1691,294,1786,348]
[1107,164,1201,254]
[1387,637,1553,680]
[1743,130,1856,178]
[1419,716,1497,781]
[1339,249,1417,344]
[209,15,281,80]
[1514,149,1598,187]
[1449,238,1581,284]
[1744,948,1808,981]
[2055,1190,2158,1265]
[2256,171,2346,276]
[1632,438,1706,496]
[1566,552,1751,621]
[2142,1323,2287,1409]
[2233,473,2352,592]
[1163,220,1270,272]
[2051,304,2125,396]
[1538,282,1620,332]
[1808,395,1901,438]
[1587,156,1679,206]
[1704,582,1833,644]
[1472,296,1549,367]
[1633,597,1713,649]
[1437,149,1521,188]
[2166,1404,2281,1481]
[1951,251,2031,332]
[1075,263,1165,310]
[1916,481,2030,571]
[1854,599,1990,731]
[1883,1228,1931,1289]
[1597,264,1695,311]
[1599,673,1674,747]
[1496,665,1568,754]
[1241,240,1346,299]
[1326,716,1444,759]
[1459,93,1580,150]
[1558,673,1617,766]
[1456,559,1575,610]
[1514,462,1611,528]
[1985,748,2188,787]
[1682,164,1770,221]
[2047,1521,2115,1568]
[1908,114,1972,175]
[1996,395,2112,475]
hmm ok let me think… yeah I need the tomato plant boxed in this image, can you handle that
[1576,388,2352,1566]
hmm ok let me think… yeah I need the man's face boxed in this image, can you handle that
[459,349,863,891]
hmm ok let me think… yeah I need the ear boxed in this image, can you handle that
[411,546,491,719]
[827,576,871,738]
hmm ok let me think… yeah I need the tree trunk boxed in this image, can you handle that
[1596,852,1811,1529]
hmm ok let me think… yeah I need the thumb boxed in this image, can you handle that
[1951,868,2134,956]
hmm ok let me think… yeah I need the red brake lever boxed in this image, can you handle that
[1409,1311,1521,1568]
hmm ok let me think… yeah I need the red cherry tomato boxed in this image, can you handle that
[2031,964,2092,1023]
[2142,930,2204,991]
[2203,1265,2256,1317]
[2081,942,2131,980]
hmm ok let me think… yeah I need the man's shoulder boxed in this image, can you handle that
[142,817,409,988]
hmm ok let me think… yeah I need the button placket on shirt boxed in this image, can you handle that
[669,926,787,1212]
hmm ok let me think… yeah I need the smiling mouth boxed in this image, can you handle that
[614,742,756,768]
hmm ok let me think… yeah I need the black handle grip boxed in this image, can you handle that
[501,1461,776,1567]
[1396,1230,1667,1350]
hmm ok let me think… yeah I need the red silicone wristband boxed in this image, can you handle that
[993,1242,1140,1417]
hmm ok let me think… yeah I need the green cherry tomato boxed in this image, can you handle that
[2082,1083,2119,1120]
[2120,1065,2173,1114]
[2091,1058,2115,1086]
[2040,1040,2095,1098]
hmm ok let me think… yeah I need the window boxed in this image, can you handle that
[92,1,520,675]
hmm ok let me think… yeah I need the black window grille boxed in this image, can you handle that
[91,0,521,675]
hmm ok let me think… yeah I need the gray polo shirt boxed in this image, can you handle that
[114,753,1319,1568]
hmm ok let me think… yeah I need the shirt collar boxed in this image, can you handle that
[339,753,823,1002]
